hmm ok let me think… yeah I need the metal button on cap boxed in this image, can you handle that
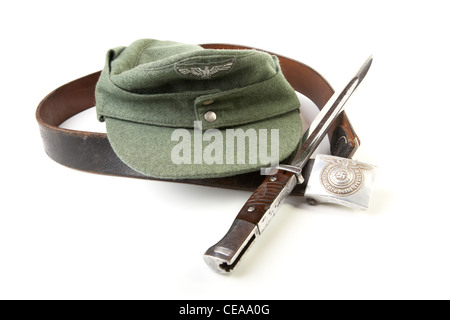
[204,111,217,123]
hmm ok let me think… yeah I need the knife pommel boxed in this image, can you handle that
[204,170,298,274]
[203,219,258,274]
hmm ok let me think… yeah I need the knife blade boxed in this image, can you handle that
[203,56,373,274]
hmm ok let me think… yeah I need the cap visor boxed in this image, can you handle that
[104,110,302,179]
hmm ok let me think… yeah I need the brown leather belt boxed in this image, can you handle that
[35,43,360,196]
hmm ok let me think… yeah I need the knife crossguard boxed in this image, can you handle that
[204,170,298,274]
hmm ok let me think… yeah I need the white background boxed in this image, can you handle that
[1,0,449,299]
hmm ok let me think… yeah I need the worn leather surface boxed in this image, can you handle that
[36,43,360,196]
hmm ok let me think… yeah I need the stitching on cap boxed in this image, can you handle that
[133,42,157,68]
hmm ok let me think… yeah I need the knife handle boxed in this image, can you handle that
[204,170,298,274]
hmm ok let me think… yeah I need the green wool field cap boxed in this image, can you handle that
[95,39,302,179]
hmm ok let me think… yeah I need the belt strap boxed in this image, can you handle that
[35,43,360,196]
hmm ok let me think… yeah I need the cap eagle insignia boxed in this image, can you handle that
[175,59,235,79]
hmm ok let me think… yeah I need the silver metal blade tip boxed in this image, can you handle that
[355,56,373,88]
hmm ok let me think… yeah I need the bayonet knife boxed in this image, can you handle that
[204,57,373,274]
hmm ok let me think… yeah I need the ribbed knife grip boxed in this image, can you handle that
[237,170,297,233]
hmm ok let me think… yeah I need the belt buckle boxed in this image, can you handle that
[305,154,377,210]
